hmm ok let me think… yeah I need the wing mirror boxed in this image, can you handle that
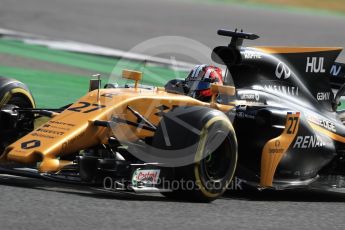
[89,74,101,92]
[122,69,143,89]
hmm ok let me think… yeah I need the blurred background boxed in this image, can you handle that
[1,0,344,55]
[0,0,344,105]
[229,0,345,13]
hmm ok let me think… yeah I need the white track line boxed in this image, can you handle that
[0,28,194,70]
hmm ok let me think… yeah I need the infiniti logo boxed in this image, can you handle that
[275,62,291,79]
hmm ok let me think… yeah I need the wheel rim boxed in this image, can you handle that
[202,135,232,181]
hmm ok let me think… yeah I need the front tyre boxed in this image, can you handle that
[193,117,237,201]
[0,77,35,155]
[153,106,238,202]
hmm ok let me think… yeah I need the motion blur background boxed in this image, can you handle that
[1,0,345,59]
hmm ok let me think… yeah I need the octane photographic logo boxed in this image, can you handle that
[102,36,231,167]
[103,176,245,192]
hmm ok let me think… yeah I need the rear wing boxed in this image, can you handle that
[330,62,345,89]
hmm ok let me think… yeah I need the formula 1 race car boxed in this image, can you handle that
[1,29,345,202]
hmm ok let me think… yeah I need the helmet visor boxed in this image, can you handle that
[187,80,211,91]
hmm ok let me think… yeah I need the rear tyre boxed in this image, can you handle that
[153,106,238,202]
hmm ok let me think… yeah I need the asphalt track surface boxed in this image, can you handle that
[1,0,345,229]
[1,0,345,60]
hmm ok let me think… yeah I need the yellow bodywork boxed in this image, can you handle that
[1,86,234,173]
[260,112,301,187]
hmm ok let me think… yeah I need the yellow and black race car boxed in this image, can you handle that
[1,29,345,202]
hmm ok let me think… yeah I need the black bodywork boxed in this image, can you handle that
[213,29,345,190]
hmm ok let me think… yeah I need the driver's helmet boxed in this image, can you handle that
[185,64,223,101]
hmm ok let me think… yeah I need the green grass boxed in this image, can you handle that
[0,39,187,78]
[0,66,92,107]
[0,39,188,107]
